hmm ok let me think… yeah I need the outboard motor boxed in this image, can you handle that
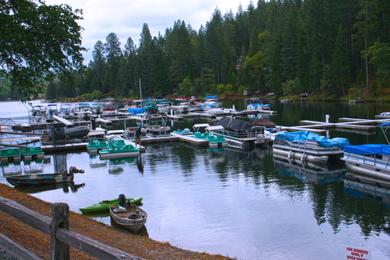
[118,194,127,208]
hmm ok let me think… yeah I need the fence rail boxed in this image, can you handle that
[0,196,141,260]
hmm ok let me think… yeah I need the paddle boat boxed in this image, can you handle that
[273,131,349,164]
[99,137,140,160]
[6,166,84,187]
[80,197,143,215]
[109,194,147,233]
[87,139,108,154]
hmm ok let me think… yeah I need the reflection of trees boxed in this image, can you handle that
[147,143,390,237]
[308,180,390,236]
[273,159,390,236]
[169,143,203,176]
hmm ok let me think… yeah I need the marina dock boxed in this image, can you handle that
[172,133,209,147]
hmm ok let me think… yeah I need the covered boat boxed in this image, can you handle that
[246,98,271,111]
[273,131,349,163]
[213,117,264,150]
[342,144,390,186]
[80,197,143,214]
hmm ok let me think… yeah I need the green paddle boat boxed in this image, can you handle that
[80,197,143,214]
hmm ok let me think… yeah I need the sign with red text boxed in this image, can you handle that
[346,247,370,260]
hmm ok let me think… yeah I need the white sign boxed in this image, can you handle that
[346,247,370,260]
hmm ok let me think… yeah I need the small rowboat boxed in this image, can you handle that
[6,167,84,187]
[110,205,147,233]
[80,197,143,215]
[7,173,74,187]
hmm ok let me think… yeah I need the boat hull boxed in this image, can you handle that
[345,163,390,183]
[6,173,74,187]
[273,148,329,163]
[99,151,139,160]
[109,206,147,233]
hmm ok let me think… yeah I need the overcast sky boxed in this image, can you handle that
[46,0,253,62]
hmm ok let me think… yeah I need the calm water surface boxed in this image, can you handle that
[1,101,390,259]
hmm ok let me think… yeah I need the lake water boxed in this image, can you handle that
[1,101,390,259]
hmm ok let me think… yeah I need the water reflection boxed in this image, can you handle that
[15,181,85,194]
[273,159,346,185]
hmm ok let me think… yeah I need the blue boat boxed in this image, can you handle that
[342,122,390,186]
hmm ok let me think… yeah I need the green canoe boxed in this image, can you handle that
[80,197,143,215]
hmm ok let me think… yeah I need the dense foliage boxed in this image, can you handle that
[0,0,83,100]
[46,1,390,99]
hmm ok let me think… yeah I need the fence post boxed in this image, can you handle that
[50,203,70,260]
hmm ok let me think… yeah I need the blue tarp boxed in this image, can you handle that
[344,144,390,155]
[275,131,350,148]
[379,122,390,127]
[251,103,271,109]
[205,95,218,100]
[128,108,145,115]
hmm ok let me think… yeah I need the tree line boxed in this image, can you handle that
[47,0,390,100]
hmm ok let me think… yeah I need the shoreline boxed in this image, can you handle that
[0,184,228,259]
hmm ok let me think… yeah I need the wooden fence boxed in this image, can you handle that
[0,196,141,259]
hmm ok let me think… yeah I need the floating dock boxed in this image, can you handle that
[172,133,209,147]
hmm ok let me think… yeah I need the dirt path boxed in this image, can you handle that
[0,184,228,259]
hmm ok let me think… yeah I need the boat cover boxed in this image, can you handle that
[379,122,390,127]
[128,108,145,115]
[214,117,251,132]
[205,95,218,100]
[344,144,390,155]
[275,131,350,147]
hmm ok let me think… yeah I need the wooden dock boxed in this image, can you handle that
[292,117,390,134]
[140,135,178,144]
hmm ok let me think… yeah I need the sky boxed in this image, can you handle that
[46,0,253,62]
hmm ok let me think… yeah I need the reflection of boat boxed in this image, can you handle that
[80,197,143,215]
[15,182,85,194]
[344,176,390,206]
[273,131,349,163]
[274,158,346,185]
[89,155,107,168]
[110,205,147,233]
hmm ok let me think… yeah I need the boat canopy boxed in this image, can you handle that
[206,125,224,131]
[275,131,350,148]
[193,123,210,129]
[215,117,252,132]
[344,144,390,155]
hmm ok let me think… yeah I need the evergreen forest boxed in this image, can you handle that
[46,0,390,100]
